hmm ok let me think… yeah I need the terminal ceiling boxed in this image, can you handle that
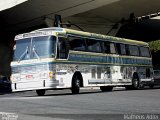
[0,0,160,39]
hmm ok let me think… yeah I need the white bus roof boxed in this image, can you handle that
[15,27,148,46]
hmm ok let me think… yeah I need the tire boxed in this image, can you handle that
[132,75,140,89]
[126,74,140,90]
[71,76,81,94]
[36,89,45,96]
[100,86,113,92]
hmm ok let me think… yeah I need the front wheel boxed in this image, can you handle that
[36,89,45,96]
[71,76,81,94]
[100,86,113,92]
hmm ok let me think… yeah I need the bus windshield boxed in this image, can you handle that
[14,36,56,61]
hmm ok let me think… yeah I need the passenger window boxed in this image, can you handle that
[110,43,116,54]
[129,45,139,56]
[86,39,102,53]
[139,47,150,57]
[69,37,86,51]
[125,45,130,55]
[57,37,68,59]
[120,44,126,55]
[116,43,126,55]
[116,43,121,54]
[103,42,116,54]
[102,41,110,54]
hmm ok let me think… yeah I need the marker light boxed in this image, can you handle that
[49,71,56,79]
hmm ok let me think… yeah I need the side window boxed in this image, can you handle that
[139,47,150,57]
[129,45,139,56]
[102,41,110,54]
[110,43,116,54]
[125,44,130,55]
[57,37,68,59]
[103,41,116,54]
[86,39,102,53]
[116,43,126,55]
[69,37,86,51]
[120,44,126,55]
[116,43,121,54]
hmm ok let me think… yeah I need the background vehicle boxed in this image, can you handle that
[0,75,11,93]
[153,70,160,86]
[11,27,154,96]
[153,70,160,79]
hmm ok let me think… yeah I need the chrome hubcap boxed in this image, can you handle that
[133,79,138,87]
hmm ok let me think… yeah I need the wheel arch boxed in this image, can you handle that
[132,72,139,80]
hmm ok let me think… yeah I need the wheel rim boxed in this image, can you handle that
[72,77,80,94]
[76,79,80,87]
[133,78,139,88]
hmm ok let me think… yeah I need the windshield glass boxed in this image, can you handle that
[14,38,30,61]
[13,36,56,61]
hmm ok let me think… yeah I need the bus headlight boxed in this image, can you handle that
[10,74,20,82]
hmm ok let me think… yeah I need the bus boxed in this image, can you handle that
[11,27,154,96]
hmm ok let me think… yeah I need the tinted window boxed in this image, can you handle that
[110,43,116,54]
[86,39,102,53]
[116,43,121,54]
[102,41,111,54]
[69,37,86,51]
[125,45,130,55]
[57,37,69,59]
[139,47,150,57]
[103,41,116,54]
[129,45,139,56]
[116,43,126,55]
[120,44,126,55]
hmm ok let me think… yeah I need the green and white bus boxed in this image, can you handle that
[11,27,154,96]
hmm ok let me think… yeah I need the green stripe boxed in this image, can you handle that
[11,59,152,67]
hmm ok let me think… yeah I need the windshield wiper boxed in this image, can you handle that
[18,46,29,62]
[33,45,40,60]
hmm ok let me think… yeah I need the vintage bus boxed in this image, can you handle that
[11,27,154,96]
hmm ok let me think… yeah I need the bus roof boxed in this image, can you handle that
[15,27,148,46]
[64,28,148,46]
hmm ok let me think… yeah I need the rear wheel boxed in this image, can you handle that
[100,86,113,92]
[71,76,81,94]
[125,74,140,90]
[36,89,45,96]
[132,76,139,89]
